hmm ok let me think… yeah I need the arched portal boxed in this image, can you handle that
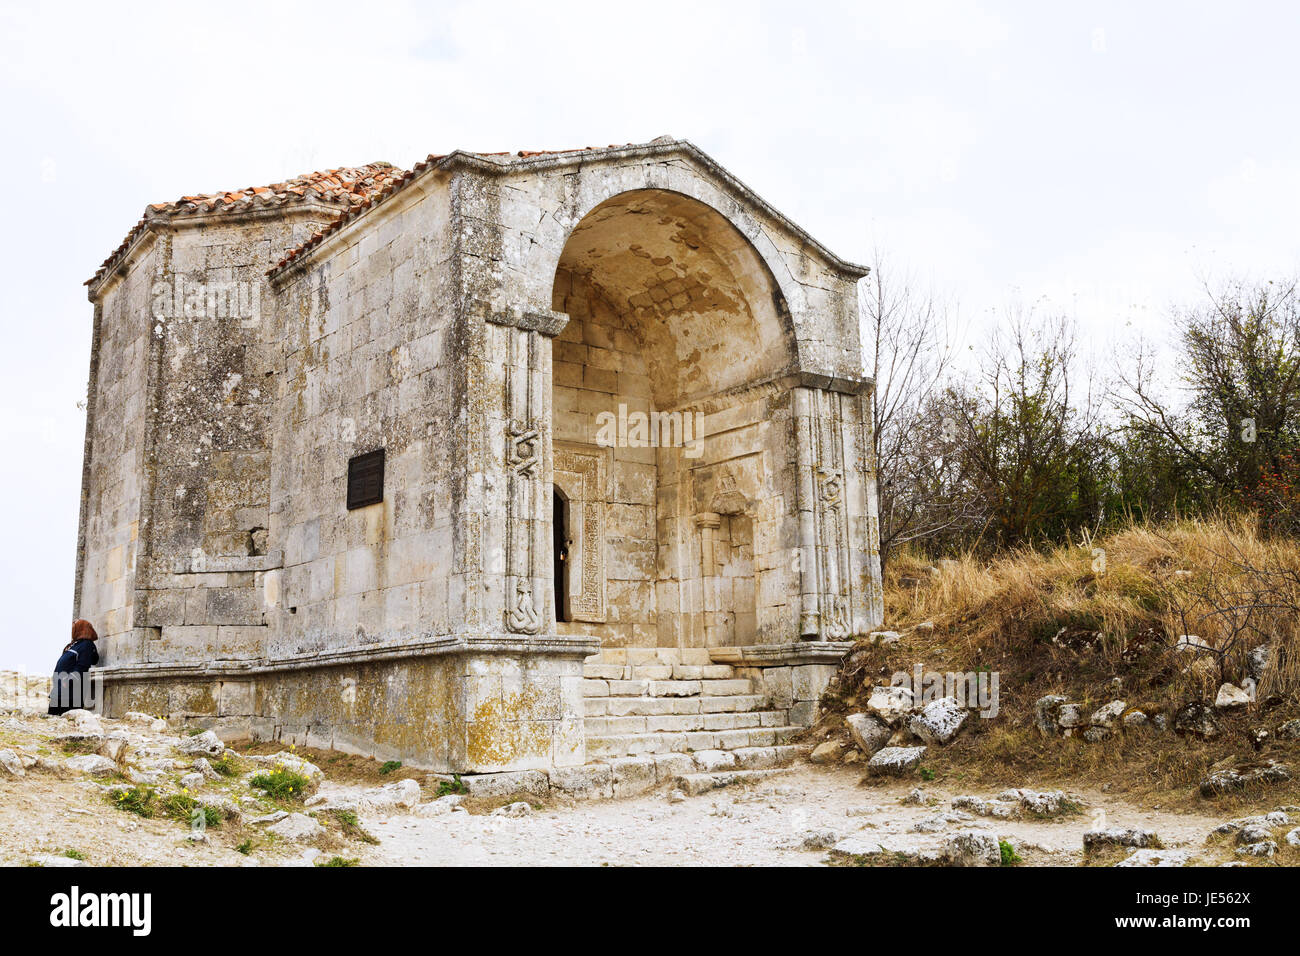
[549,189,800,651]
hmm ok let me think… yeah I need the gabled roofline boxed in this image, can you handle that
[268,138,869,283]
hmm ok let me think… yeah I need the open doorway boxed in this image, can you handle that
[553,486,570,622]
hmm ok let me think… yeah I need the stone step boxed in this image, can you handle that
[584,693,773,717]
[583,662,737,682]
[582,677,754,698]
[585,725,803,759]
[585,709,789,736]
[673,767,792,796]
[542,744,809,799]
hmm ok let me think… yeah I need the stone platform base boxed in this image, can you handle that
[96,633,598,774]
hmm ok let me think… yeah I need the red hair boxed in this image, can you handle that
[71,619,98,642]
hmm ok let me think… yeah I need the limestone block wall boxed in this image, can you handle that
[268,176,464,656]
[76,243,160,648]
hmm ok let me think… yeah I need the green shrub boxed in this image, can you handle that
[999,840,1022,866]
[316,856,359,867]
[161,793,221,828]
[110,786,156,818]
[63,849,86,861]
[434,774,469,797]
[328,808,379,845]
[208,753,242,777]
[379,760,402,775]
[249,766,311,802]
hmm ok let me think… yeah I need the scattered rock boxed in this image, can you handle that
[1175,701,1219,739]
[491,801,533,817]
[1034,695,1067,737]
[912,810,975,832]
[799,828,842,849]
[867,630,902,646]
[413,795,465,818]
[668,789,686,804]
[945,830,1002,866]
[1122,710,1149,730]
[845,712,891,756]
[30,854,87,867]
[866,745,926,776]
[193,757,220,780]
[1090,700,1127,729]
[0,749,25,777]
[123,712,167,732]
[1084,827,1159,850]
[997,788,1076,817]
[1236,841,1276,858]
[100,734,129,764]
[1214,683,1252,710]
[903,788,928,805]
[65,754,118,776]
[1285,829,1300,847]
[61,710,103,734]
[1174,635,1212,653]
[952,795,1018,819]
[809,740,844,765]
[908,696,968,745]
[1200,760,1291,797]
[359,778,421,813]
[1236,824,1272,845]
[1116,849,1191,867]
[178,730,224,756]
[255,752,323,780]
[266,812,325,841]
[1083,726,1112,743]
[1057,703,1084,729]
[1276,719,1300,740]
[249,810,289,825]
[179,773,205,792]
[1246,643,1271,682]
[866,685,916,726]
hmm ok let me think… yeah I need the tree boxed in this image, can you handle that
[1118,278,1300,518]
[862,251,978,567]
[939,310,1106,548]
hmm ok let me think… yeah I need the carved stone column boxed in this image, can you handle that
[695,512,722,647]
[503,325,545,635]
[793,385,857,640]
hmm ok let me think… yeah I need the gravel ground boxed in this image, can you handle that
[359,766,1234,867]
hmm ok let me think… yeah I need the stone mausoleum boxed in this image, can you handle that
[76,138,884,782]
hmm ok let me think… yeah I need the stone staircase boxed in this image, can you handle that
[581,650,807,769]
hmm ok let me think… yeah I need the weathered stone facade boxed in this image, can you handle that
[77,139,883,773]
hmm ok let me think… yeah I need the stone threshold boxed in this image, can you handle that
[709,641,854,666]
[435,743,810,801]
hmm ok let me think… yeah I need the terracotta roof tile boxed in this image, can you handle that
[268,144,642,277]
[87,162,406,287]
[92,143,655,289]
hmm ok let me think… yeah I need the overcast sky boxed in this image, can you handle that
[1,0,1297,672]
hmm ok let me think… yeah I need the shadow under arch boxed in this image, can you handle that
[550,188,797,409]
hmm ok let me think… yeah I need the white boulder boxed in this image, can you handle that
[908,696,968,745]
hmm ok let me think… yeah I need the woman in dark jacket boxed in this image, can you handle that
[48,619,99,715]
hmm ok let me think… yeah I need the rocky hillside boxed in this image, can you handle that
[805,517,1300,841]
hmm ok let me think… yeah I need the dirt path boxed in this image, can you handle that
[358,766,1237,867]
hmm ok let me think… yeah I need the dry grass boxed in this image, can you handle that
[822,515,1300,808]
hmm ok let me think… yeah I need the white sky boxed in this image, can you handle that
[1,0,1298,672]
